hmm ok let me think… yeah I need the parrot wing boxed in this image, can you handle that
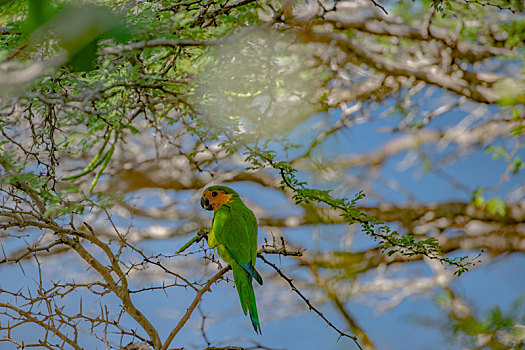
[213,204,263,285]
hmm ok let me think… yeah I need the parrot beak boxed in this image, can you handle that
[200,195,213,211]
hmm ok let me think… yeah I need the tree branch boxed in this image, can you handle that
[162,266,230,350]
[259,255,363,350]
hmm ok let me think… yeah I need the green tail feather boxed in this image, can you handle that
[232,263,262,334]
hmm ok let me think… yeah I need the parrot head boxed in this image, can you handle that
[200,185,239,212]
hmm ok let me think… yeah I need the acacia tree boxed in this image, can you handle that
[0,0,524,349]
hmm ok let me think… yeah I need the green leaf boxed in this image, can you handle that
[23,0,58,34]
[486,197,506,216]
[511,157,524,174]
[511,125,525,136]
[472,188,485,208]
[68,39,98,72]
[124,123,140,135]
[486,145,507,160]
[511,107,521,121]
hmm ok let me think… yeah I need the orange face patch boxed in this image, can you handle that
[204,190,233,212]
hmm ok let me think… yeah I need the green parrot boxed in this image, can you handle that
[200,185,263,334]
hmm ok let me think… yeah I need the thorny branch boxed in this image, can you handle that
[162,266,230,350]
[259,255,364,350]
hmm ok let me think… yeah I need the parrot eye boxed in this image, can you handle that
[211,191,218,197]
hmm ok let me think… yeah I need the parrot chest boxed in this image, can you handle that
[207,226,233,265]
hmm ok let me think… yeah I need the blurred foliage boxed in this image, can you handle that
[434,292,525,349]
[193,28,327,138]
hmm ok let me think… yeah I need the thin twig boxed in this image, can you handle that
[162,266,231,350]
[368,0,388,14]
[259,255,363,350]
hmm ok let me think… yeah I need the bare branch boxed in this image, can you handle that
[162,266,230,350]
[259,255,363,350]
